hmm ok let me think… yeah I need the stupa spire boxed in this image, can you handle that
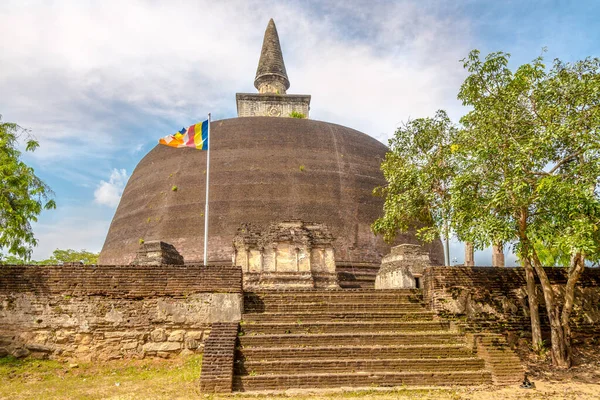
[254,19,290,94]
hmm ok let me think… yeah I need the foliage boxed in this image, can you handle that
[0,116,55,260]
[373,49,600,367]
[38,248,100,265]
[289,111,306,119]
[453,50,600,261]
[372,110,459,245]
[0,249,100,265]
[0,254,28,265]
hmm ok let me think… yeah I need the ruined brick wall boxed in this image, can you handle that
[0,265,243,361]
[422,266,600,332]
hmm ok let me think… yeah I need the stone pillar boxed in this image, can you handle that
[464,242,475,266]
[244,247,250,272]
[492,244,505,267]
[272,244,278,272]
[294,247,300,272]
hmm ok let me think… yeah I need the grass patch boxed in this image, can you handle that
[0,355,202,400]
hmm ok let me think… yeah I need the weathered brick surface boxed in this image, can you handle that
[239,344,474,361]
[237,357,485,375]
[233,371,492,391]
[233,289,496,391]
[422,267,600,333]
[474,334,524,386]
[239,332,464,347]
[0,265,243,297]
[199,323,239,394]
[241,321,450,335]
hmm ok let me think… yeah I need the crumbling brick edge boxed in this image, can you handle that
[473,334,524,386]
[199,322,240,393]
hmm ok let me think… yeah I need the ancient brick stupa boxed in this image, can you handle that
[98,19,443,273]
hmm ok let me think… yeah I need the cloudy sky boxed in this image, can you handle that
[1,0,598,264]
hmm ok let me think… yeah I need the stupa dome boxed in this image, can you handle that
[98,19,444,267]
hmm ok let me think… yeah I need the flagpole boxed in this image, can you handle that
[203,113,211,265]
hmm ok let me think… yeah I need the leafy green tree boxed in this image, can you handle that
[372,110,458,265]
[0,116,55,260]
[453,50,600,367]
[38,249,99,265]
[374,50,600,368]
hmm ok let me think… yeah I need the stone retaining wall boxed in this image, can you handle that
[0,265,243,361]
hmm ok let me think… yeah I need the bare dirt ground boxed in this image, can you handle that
[1,339,598,400]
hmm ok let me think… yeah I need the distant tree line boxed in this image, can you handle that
[0,249,99,265]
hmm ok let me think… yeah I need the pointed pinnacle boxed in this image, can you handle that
[254,18,290,93]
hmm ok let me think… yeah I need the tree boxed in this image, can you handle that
[453,50,600,367]
[38,249,99,265]
[374,50,600,368]
[0,249,100,265]
[372,110,459,265]
[0,116,55,260]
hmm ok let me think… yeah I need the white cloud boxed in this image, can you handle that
[30,208,112,260]
[0,0,475,256]
[94,169,128,207]
[0,0,472,151]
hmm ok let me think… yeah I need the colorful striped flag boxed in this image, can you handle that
[159,120,209,150]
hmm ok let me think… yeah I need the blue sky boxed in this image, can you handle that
[1,0,598,263]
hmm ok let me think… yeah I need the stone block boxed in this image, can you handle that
[150,329,167,342]
[25,343,52,353]
[185,337,199,350]
[12,348,30,358]
[143,342,182,352]
[121,341,139,351]
[179,348,195,357]
[186,331,204,341]
[168,330,185,342]
[75,333,92,345]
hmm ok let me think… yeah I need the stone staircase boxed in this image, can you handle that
[233,289,495,392]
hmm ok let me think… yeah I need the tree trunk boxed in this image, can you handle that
[523,256,543,350]
[517,209,542,349]
[492,243,505,267]
[560,252,585,366]
[530,249,569,368]
[464,242,475,266]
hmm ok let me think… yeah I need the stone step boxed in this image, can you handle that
[244,294,423,304]
[241,320,451,335]
[338,281,375,289]
[242,311,436,323]
[239,344,473,361]
[236,357,486,375]
[238,332,464,348]
[336,267,379,290]
[232,370,492,391]
[244,302,427,313]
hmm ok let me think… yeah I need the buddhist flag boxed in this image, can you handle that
[159,120,209,150]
